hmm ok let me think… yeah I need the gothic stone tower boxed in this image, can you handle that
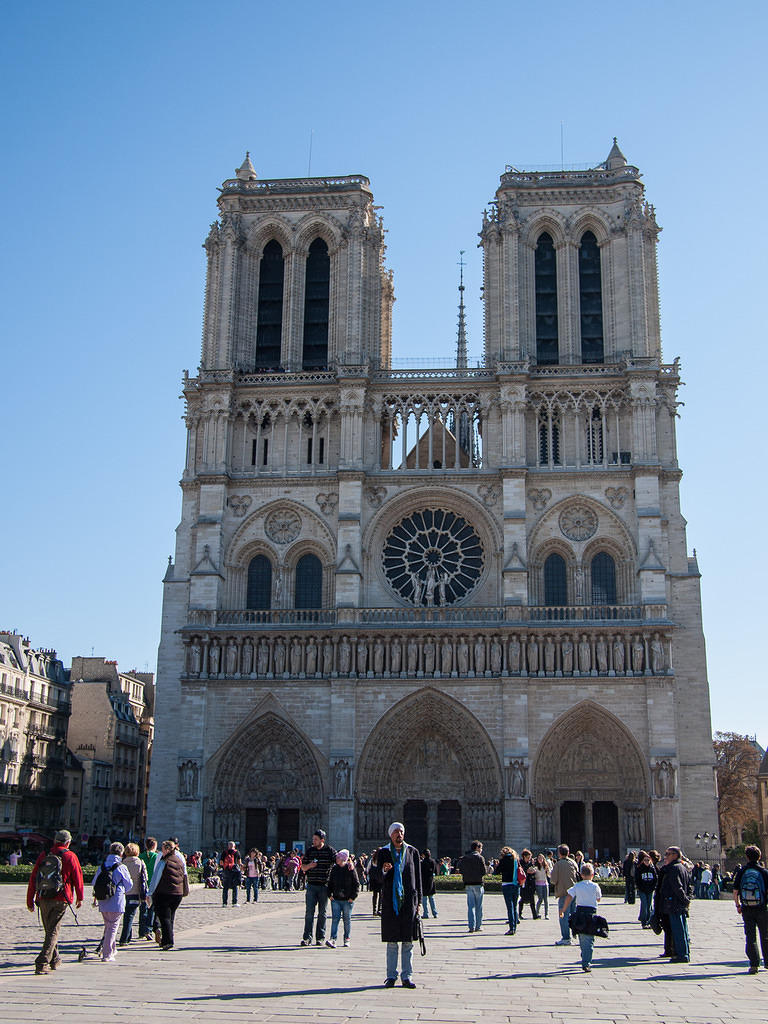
[148,144,717,860]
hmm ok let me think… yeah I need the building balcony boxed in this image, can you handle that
[186,603,669,631]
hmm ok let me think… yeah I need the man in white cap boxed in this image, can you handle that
[378,821,422,988]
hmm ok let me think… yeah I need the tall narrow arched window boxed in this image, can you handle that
[302,238,330,369]
[544,553,568,606]
[246,555,273,609]
[295,553,323,608]
[591,551,616,605]
[579,231,603,364]
[255,240,284,370]
[535,232,559,365]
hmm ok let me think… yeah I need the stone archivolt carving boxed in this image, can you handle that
[528,488,552,512]
[265,507,301,544]
[365,485,387,508]
[212,714,322,816]
[182,630,669,680]
[381,508,484,606]
[559,504,598,541]
[228,495,252,517]
[478,484,499,508]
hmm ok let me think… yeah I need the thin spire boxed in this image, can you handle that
[456,250,468,369]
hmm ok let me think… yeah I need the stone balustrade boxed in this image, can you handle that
[182,627,673,681]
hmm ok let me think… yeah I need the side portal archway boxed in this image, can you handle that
[356,689,503,859]
[533,701,650,858]
[208,712,324,852]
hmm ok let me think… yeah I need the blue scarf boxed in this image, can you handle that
[390,842,405,916]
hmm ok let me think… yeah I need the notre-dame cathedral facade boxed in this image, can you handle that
[147,141,717,861]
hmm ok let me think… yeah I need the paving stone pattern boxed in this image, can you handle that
[0,887,765,1023]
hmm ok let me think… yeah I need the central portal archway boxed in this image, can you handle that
[356,688,503,858]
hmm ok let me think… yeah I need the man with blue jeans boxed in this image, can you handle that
[551,844,579,945]
[458,840,488,932]
[658,846,692,963]
[300,829,336,946]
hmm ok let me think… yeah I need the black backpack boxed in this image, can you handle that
[36,852,65,898]
[93,863,118,901]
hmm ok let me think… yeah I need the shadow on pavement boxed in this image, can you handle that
[178,984,386,1001]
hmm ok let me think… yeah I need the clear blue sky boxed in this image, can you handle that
[1,1,765,749]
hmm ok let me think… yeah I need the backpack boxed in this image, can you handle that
[740,867,767,907]
[222,851,236,870]
[93,863,118,901]
[36,852,65,898]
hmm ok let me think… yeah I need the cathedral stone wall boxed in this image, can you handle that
[147,145,717,860]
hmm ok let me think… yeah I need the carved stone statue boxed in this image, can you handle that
[596,636,608,674]
[411,571,423,605]
[178,759,198,799]
[490,638,502,674]
[241,640,253,675]
[612,636,625,674]
[305,638,318,675]
[188,640,201,675]
[474,637,486,674]
[333,759,351,799]
[226,639,239,676]
[423,638,436,674]
[390,638,402,674]
[632,638,644,673]
[338,636,351,674]
[507,637,521,673]
[561,637,574,674]
[208,640,221,675]
[654,760,676,798]
[578,634,591,673]
[373,638,385,675]
[508,759,527,797]
[457,637,469,675]
[441,637,453,674]
[544,636,555,673]
[273,638,286,675]
[257,639,269,675]
[424,565,437,607]
[650,634,665,674]
[290,638,303,675]
[323,638,334,675]
[527,637,539,674]
[356,639,368,675]
[438,573,448,606]
[406,638,418,673]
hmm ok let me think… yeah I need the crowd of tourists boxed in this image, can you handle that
[23,825,768,983]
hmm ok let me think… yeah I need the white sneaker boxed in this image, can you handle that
[343,939,350,947]
[325,939,336,948]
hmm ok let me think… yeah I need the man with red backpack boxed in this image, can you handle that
[219,841,242,906]
[26,829,84,974]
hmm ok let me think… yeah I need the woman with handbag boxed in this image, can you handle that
[518,849,538,920]
[147,838,189,950]
[494,846,521,934]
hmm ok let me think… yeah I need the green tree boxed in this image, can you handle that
[713,732,761,853]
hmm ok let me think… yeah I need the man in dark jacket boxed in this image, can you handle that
[733,844,768,973]
[218,841,242,907]
[458,840,488,932]
[26,829,84,974]
[379,822,422,988]
[657,846,692,963]
[420,849,439,919]
[300,829,337,946]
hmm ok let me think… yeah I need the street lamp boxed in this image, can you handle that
[694,831,719,857]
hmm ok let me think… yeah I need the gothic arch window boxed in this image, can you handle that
[295,553,323,608]
[579,231,603,364]
[586,406,604,464]
[246,554,272,610]
[538,409,561,466]
[256,240,284,370]
[535,232,559,365]
[302,238,330,369]
[590,551,617,605]
[544,553,568,606]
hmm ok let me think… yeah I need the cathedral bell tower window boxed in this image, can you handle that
[295,553,323,609]
[590,551,616,605]
[535,232,559,365]
[255,240,285,370]
[544,553,568,606]
[302,238,330,369]
[578,231,604,364]
[246,555,273,610]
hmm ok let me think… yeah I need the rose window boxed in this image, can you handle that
[382,508,484,605]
